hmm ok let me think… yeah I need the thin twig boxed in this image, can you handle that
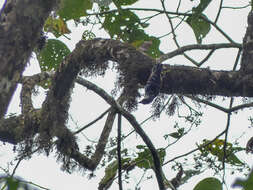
[222,4,250,10]
[73,107,110,134]
[157,43,241,63]
[232,49,242,71]
[163,129,226,165]
[136,170,147,188]
[185,95,229,113]
[215,0,223,23]
[176,0,182,13]
[19,180,50,190]
[161,0,201,66]
[10,159,22,178]
[186,95,253,113]
[198,49,215,67]
[88,7,236,43]
[117,113,123,190]
[222,98,233,182]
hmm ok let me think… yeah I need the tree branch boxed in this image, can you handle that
[163,129,226,165]
[186,95,253,113]
[0,0,58,118]
[117,113,123,190]
[88,7,237,43]
[73,107,110,134]
[157,43,241,63]
[20,72,52,114]
[222,98,233,182]
[77,78,165,190]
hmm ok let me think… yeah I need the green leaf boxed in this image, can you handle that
[103,9,142,39]
[199,139,244,166]
[44,16,71,38]
[226,152,244,166]
[6,177,20,190]
[233,170,253,190]
[186,14,210,44]
[186,0,212,43]
[36,39,71,72]
[193,177,222,190]
[136,145,146,149]
[58,0,92,21]
[99,160,118,187]
[93,0,112,7]
[192,0,212,14]
[135,146,165,169]
[168,132,182,139]
[135,147,153,169]
[99,158,131,187]
[113,0,138,6]
[168,128,184,139]
[182,169,202,184]
[102,9,161,57]
[82,30,96,40]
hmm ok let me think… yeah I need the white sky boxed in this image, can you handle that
[1,0,253,190]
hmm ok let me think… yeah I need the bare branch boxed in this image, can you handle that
[89,106,117,169]
[73,107,110,134]
[222,98,233,182]
[117,113,123,190]
[76,78,165,190]
[157,43,241,63]
[186,95,230,113]
[186,95,253,113]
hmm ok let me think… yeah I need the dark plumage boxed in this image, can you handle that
[139,64,162,104]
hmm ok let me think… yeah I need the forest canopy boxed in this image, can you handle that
[1,0,253,190]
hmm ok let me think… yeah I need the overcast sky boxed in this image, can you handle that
[1,1,253,190]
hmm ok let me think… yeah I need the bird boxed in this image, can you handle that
[139,63,162,104]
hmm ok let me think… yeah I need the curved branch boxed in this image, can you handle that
[157,43,241,63]
[198,49,215,67]
[186,95,230,113]
[0,110,40,145]
[161,0,199,67]
[77,78,165,190]
[20,72,52,114]
[215,0,223,23]
[186,95,253,113]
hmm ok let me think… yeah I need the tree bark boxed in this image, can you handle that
[0,0,58,117]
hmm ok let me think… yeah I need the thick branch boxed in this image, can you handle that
[20,72,52,114]
[90,108,117,167]
[161,65,253,97]
[74,39,253,98]
[0,0,58,118]
[0,110,40,145]
[240,10,253,74]
[1,38,252,175]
